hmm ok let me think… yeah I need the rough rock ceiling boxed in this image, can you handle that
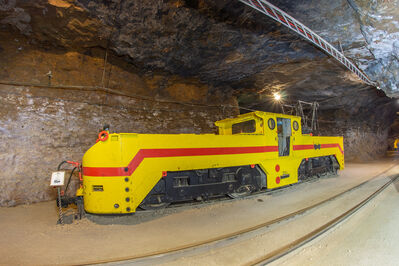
[1,0,398,110]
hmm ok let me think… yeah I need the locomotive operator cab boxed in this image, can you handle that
[215,111,304,164]
[215,111,299,140]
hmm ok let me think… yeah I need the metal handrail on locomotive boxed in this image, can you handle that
[76,111,344,214]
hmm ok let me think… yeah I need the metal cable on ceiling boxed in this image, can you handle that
[238,0,377,87]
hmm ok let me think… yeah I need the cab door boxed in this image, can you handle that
[277,117,291,156]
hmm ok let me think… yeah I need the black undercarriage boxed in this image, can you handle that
[139,165,266,209]
[139,155,340,210]
[298,155,340,181]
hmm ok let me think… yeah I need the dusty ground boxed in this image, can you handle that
[272,171,399,266]
[156,165,398,266]
[0,159,397,265]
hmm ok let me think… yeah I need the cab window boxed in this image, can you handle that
[232,120,256,134]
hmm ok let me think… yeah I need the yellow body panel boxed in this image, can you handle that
[80,111,344,214]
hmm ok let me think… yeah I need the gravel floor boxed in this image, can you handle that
[0,159,397,265]
[272,173,399,266]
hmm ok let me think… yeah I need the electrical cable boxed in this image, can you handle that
[64,167,77,195]
[56,161,78,195]
[57,161,67,171]
[1,80,390,127]
[0,80,232,109]
[0,85,384,128]
[0,80,256,112]
[238,0,376,86]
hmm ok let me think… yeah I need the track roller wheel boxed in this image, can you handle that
[139,202,170,210]
[139,193,170,210]
[227,185,253,199]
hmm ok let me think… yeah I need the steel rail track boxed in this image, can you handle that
[78,163,398,266]
[251,174,399,266]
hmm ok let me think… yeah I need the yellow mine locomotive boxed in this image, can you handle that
[76,111,344,214]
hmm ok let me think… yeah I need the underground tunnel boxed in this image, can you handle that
[1,0,399,264]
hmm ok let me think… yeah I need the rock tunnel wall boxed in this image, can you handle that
[320,121,392,162]
[316,87,396,162]
[0,36,237,207]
